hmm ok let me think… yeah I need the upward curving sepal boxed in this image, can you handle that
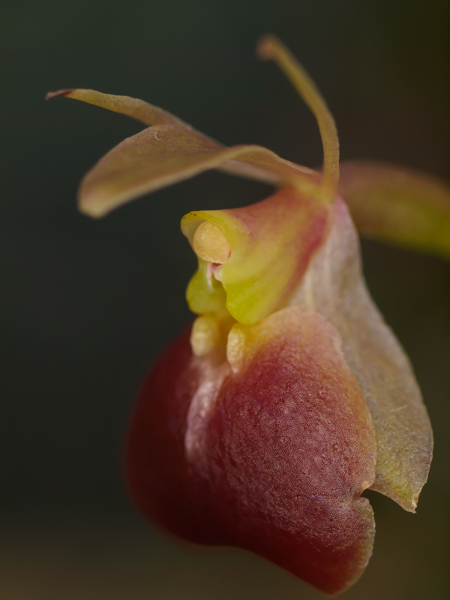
[257,35,340,200]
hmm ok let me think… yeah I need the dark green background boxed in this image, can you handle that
[1,2,449,599]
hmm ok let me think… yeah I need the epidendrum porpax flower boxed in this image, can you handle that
[47,36,450,594]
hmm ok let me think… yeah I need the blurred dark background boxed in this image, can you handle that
[0,2,449,599]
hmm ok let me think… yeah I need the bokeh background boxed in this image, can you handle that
[1,2,449,599]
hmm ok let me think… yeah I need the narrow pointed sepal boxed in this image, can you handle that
[339,161,450,259]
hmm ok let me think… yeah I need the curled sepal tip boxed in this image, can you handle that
[257,34,340,202]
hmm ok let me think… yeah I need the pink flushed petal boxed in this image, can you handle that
[126,307,376,595]
[289,198,433,511]
[77,125,319,217]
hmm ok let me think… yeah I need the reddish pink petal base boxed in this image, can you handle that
[126,308,376,595]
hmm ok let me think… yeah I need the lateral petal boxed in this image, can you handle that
[47,88,320,217]
[290,197,433,511]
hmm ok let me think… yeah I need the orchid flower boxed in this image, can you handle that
[47,36,449,595]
